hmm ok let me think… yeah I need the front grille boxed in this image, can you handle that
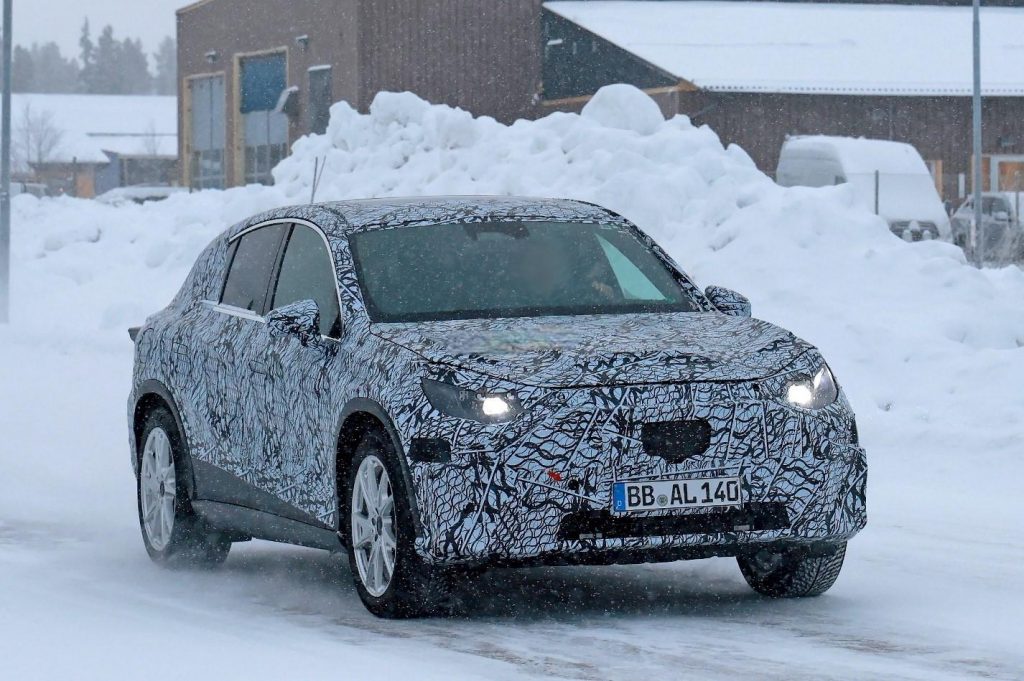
[557,503,790,541]
[640,419,712,463]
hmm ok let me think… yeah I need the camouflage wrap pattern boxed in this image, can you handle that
[129,197,866,565]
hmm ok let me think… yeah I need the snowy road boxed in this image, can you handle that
[2,337,1021,681]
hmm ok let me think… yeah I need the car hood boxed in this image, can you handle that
[371,312,814,388]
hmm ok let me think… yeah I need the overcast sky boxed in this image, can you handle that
[17,0,183,56]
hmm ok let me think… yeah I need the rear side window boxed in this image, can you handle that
[271,225,341,337]
[220,223,288,313]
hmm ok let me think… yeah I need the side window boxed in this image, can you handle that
[220,223,289,313]
[271,225,341,338]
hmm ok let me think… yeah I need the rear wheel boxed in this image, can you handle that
[737,543,846,598]
[345,431,451,618]
[137,408,231,568]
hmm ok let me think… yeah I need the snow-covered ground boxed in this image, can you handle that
[1,86,1022,680]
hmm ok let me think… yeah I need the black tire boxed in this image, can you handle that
[344,430,451,618]
[136,407,231,568]
[737,543,846,598]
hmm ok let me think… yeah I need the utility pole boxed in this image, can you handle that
[0,0,11,323]
[972,0,984,267]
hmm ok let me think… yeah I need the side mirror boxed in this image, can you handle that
[994,210,1010,222]
[705,285,751,318]
[266,299,321,346]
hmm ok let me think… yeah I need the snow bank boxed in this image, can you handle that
[5,84,1024,517]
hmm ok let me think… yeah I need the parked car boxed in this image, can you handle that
[11,181,48,199]
[97,185,188,206]
[776,136,950,242]
[950,192,1023,261]
[127,197,867,618]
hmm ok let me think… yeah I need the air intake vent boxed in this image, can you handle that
[640,420,712,463]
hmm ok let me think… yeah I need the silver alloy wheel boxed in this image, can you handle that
[351,454,397,597]
[140,427,176,551]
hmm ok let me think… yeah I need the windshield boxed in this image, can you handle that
[982,197,1010,214]
[350,221,701,322]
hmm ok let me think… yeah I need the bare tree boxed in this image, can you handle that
[14,102,64,173]
[141,120,162,157]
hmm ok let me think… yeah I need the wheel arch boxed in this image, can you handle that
[132,380,197,500]
[335,398,422,539]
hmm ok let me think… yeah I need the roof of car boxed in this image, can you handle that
[232,196,626,239]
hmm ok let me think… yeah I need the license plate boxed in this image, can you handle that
[612,476,742,513]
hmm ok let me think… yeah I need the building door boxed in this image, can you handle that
[189,75,226,189]
[240,53,288,185]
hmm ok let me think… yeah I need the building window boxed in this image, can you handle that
[240,53,288,186]
[308,66,333,135]
[189,75,226,189]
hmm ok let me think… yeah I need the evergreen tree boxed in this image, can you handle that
[119,37,153,94]
[78,19,97,93]
[91,25,120,93]
[12,45,34,92]
[153,37,176,96]
[13,43,80,93]
[31,43,80,93]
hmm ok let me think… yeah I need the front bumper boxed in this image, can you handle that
[407,381,867,566]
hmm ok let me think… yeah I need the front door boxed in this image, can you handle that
[246,222,344,527]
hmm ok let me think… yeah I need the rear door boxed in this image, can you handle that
[202,222,289,501]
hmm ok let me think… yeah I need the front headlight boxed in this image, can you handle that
[421,378,523,424]
[784,364,838,410]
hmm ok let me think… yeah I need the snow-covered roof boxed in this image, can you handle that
[2,94,177,166]
[544,1,1024,96]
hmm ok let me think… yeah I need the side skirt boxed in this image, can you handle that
[192,500,342,552]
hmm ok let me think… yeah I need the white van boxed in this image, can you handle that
[776,136,950,241]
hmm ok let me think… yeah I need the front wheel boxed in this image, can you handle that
[737,543,846,598]
[137,408,231,568]
[345,432,451,618]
